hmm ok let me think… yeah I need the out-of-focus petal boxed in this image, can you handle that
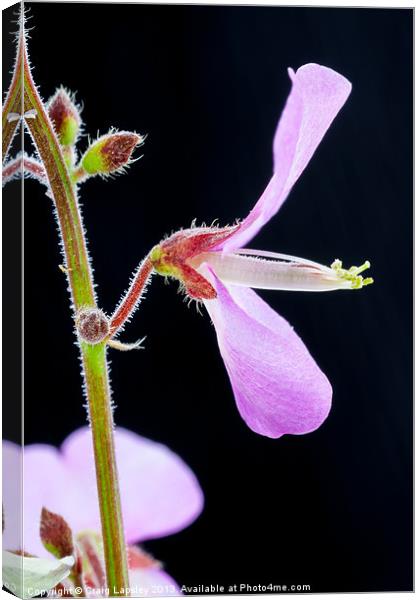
[203,272,332,438]
[3,550,74,599]
[221,63,351,252]
[4,428,203,557]
[2,441,91,557]
[3,442,23,554]
[129,567,181,596]
[21,444,93,558]
[62,428,204,544]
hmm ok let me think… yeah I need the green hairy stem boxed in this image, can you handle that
[2,35,23,160]
[3,23,130,594]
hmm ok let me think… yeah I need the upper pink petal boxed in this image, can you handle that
[203,272,332,438]
[61,427,204,544]
[221,63,351,252]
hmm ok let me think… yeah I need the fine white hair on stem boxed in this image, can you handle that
[78,342,116,422]
[23,122,98,312]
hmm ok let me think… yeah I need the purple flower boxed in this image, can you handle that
[147,64,372,439]
[3,428,204,595]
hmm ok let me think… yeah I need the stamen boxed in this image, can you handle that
[194,250,373,293]
[331,259,374,289]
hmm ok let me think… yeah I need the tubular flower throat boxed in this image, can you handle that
[150,233,373,298]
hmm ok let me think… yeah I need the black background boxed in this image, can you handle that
[3,3,413,593]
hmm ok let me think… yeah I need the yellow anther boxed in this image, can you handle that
[349,261,371,275]
[330,259,373,290]
[361,277,374,286]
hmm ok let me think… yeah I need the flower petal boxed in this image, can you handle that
[21,443,92,558]
[4,428,203,556]
[61,427,204,543]
[3,442,23,554]
[3,550,74,599]
[129,567,181,596]
[221,63,351,252]
[3,441,90,557]
[203,272,332,438]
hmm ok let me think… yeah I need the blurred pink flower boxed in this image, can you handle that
[3,428,204,595]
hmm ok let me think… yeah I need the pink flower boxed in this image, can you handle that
[3,428,204,595]
[146,64,372,439]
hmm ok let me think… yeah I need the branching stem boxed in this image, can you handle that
[3,20,130,594]
[110,256,154,336]
[2,33,23,160]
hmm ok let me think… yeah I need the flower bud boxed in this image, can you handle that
[76,308,109,344]
[47,88,81,147]
[81,131,143,176]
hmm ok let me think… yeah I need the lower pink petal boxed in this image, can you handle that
[2,442,92,558]
[129,567,181,596]
[3,428,203,557]
[203,273,332,438]
[3,442,23,554]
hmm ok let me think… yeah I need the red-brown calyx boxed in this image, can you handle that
[149,224,239,300]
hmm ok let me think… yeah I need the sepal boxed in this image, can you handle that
[40,507,74,560]
[149,224,239,300]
